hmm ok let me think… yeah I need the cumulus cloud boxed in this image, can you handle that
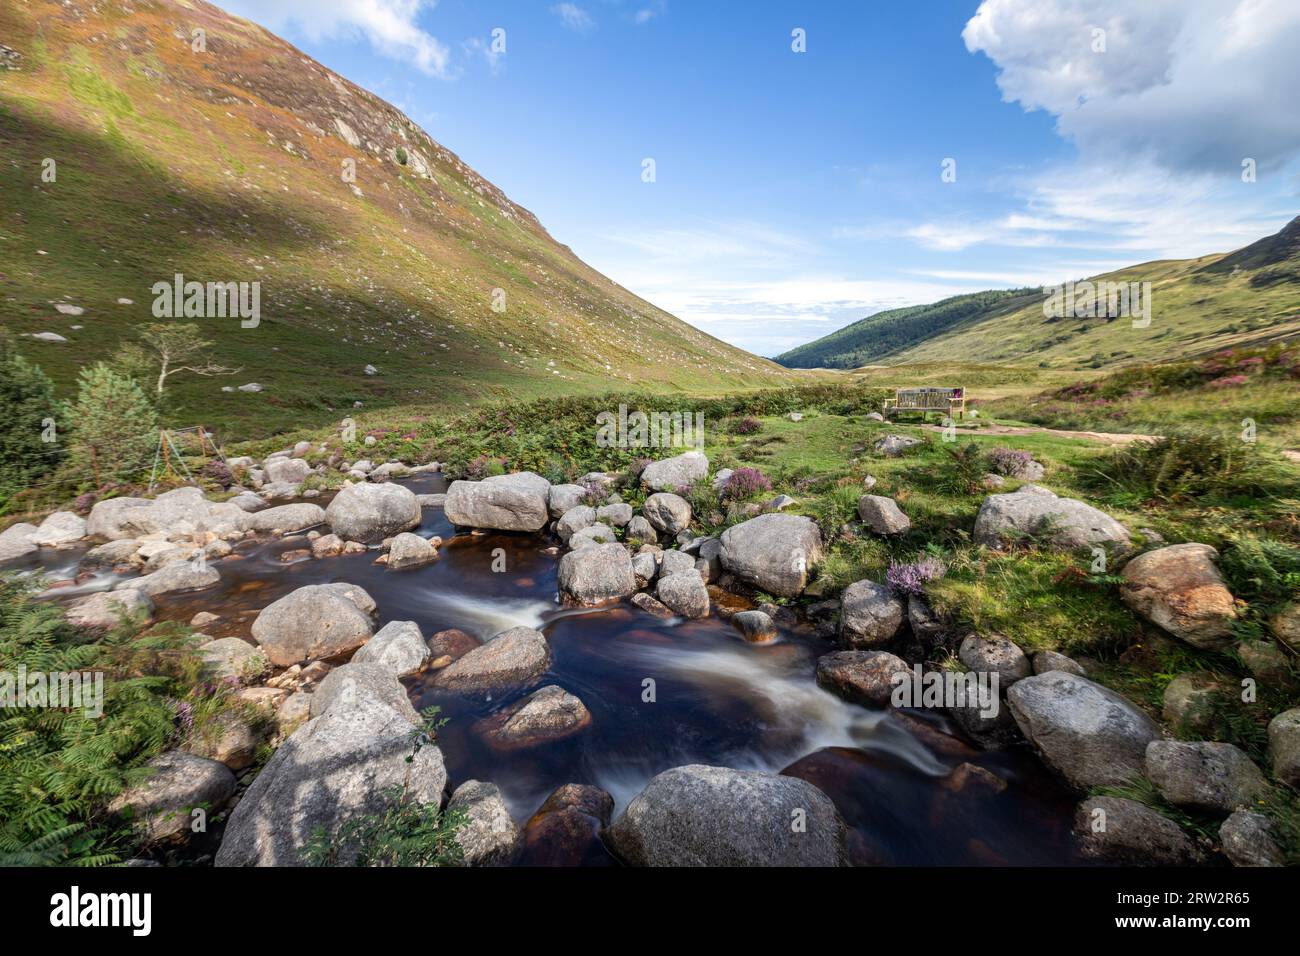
[963,0,1300,172]
[223,0,451,77]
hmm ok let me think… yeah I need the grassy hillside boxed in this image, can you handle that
[0,0,795,439]
[774,288,1038,369]
[988,344,1300,450]
[776,217,1300,371]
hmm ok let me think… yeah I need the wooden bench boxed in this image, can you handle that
[882,386,966,421]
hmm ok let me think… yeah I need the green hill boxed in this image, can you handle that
[773,288,1038,368]
[776,217,1300,371]
[0,0,794,439]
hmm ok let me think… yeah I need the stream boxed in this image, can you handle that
[13,475,1085,866]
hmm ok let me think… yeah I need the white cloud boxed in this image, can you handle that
[224,0,451,76]
[551,3,596,34]
[587,223,988,354]
[963,0,1300,172]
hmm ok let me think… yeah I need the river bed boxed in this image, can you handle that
[14,475,1085,865]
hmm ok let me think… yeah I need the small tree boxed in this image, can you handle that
[65,364,157,486]
[133,323,238,405]
[0,331,63,505]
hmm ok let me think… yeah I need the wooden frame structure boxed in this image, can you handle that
[882,386,966,421]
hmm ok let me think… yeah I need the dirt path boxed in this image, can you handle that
[919,423,1155,445]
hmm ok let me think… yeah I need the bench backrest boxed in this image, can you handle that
[892,387,963,409]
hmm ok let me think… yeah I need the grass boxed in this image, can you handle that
[987,344,1300,449]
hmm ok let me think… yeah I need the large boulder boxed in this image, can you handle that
[66,589,153,630]
[642,493,692,535]
[656,571,710,618]
[0,522,37,562]
[199,637,265,684]
[1267,708,1300,790]
[214,694,446,866]
[547,483,588,519]
[555,505,597,543]
[522,783,615,866]
[443,475,549,532]
[263,457,311,485]
[244,503,326,534]
[1271,603,1300,651]
[431,626,551,694]
[1074,796,1206,865]
[718,513,824,598]
[385,532,437,569]
[1145,740,1269,814]
[475,684,592,750]
[250,583,376,667]
[816,650,909,707]
[87,488,248,540]
[873,434,921,457]
[109,751,236,844]
[326,482,420,543]
[857,495,910,535]
[973,486,1130,551]
[1007,672,1160,791]
[119,560,220,597]
[309,661,419,723]
[838,580,905,648]
[1120,544,1237,650]
[958,633,1030,687]
[597,503,633,528]
[1219,810,1286,867]
[351,620,430,677]
[640,451,708,492]
[626,515,657,544]
[29,511,87,547]
[448,781,522,866]
[81,539,142,569]
[606,765,848,866]
[557,543,637,606]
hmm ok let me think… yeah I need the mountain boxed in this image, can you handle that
[776,217,1300,371]
[0,0,793,438]
[773,288,1039,369]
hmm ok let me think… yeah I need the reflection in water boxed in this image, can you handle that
[11,474,1083,865]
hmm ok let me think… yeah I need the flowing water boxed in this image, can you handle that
[14,475,1084,866]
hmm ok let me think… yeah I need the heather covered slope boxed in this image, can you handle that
[776,217,1300,371]
[0,0,793,437]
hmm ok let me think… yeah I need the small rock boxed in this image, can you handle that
[856,495,910,535]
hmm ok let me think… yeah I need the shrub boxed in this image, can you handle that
[885,557,945,596]
[1081,430,1272,501]
[986,447,1034,477]
[1221,537,1300,606]
[64,363,157,487]
[0,331,63,510]
[201,459,235,489]
[729,416,761,435]
[721,467,772,501]
[928,442,986,495]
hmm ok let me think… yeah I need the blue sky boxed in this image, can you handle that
[223,0,1300,356]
